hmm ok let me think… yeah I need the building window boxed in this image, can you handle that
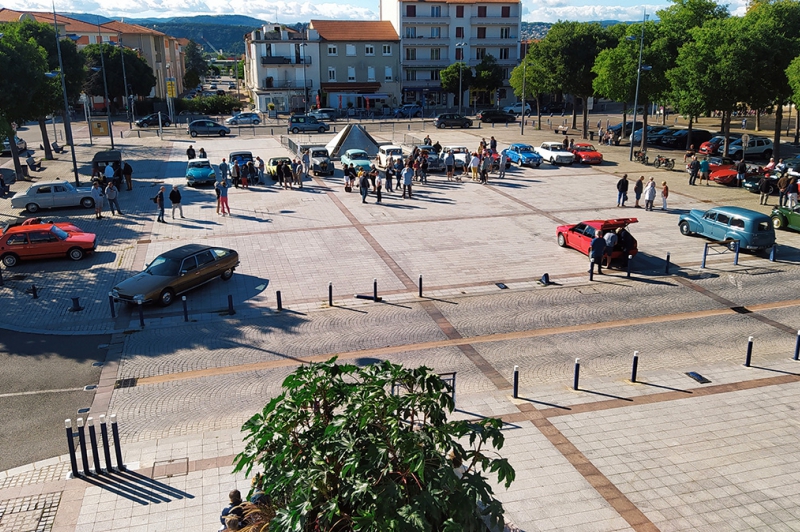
[346,44,356,56]
[431,70,440,81]
[328,67,336,81]
[365,45,375,56]
[431,27,440,38]
[405,27,416,38]
[431,48,440,60]
[455,27,464,38]
[455,47,463,60]
[500,27,510,38]
[499,88,507,99]
[348,66,356,81]
[367,66,375,81]
[476,48,486,59]
[406,4,416,16]
[432,6,441,16]
[477,27,486,39]
[385,66,393,81]
[502,68,510,79]
[478,6,487,17]
[499,48,509,60]
[406,70,417,81]
[405,48,416,60]
[327,45,337,56]
[456,5,464,17]
[382,44,392,55]
[501,6,510,17]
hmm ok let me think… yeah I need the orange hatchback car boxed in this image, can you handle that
[0,219,97,267]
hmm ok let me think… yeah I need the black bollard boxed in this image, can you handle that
[734,241,740,266]
[419,274,423,298]
[69,297,83,312]
[573,358,580,390]
[664,252,671,274]
[745,336,754,367]
[794,330,800,361]
[77,417,91,476]
[770,244,777,262]
[275,291,282,311]
[228,294,237,314]
[88,417,102,474]
[137,300,145,327]
[329,282,333,306]
[0,265,4,287]
[631,351,639,383]
[626,255,632,278]
[588,259,594,282]
[65,419,79,478]
[108,293,116,318]
[31,284,38,299]
[110,414,125,471]
[182,296,189,322]
[99,415,113,473]
[373,278,378,302]
[512,365,519,399]
[701,243,709,269]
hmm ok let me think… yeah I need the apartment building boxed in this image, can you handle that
[309,20,401,114]
[379,0,522,108]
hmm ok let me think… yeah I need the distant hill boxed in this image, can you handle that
[66,13,265,27]
[522,20,631,40]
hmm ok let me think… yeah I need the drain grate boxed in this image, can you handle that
[114,378,138,389]
[152,457,188,479]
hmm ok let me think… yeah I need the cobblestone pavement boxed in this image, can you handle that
[4,122,800,531]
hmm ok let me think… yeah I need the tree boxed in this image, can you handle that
[472,55,504,106]
[234,358,515,532]
[509,42,556,129]
[440,62,475,109]
[81,44,156,111]
[183,40,208,88]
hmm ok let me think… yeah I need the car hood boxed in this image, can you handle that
[66,233,96,244]
[113,271,170,298]
[187,167,214,177]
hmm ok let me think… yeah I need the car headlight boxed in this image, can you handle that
[111,289,119,298]
[133,294,145,303]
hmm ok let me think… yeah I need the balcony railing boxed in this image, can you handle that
[262,78,313,89]
[470,16,518,24]
[260,55,311,65]
[402,58,450,67]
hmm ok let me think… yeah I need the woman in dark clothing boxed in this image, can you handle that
[633,176,644,208]
[282,160,294,189]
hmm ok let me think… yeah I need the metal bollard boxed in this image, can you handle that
[275,291,281,311]
[77,417,91,476]
[701,243,709,269]
[631,351,639,383]
[573,358,580,390]
[328,282,333,306]
[108,292,116,318]
[99,415,112,473]
[65,419,79,478]
[588,258,594,281]
[373,278,378,302]
[110,414,125,471]
[745,336,754,367]
[69,297,83,312]
[626,255,633,278]
[88,417,101,474]
[512,365,519,399]
[794,330,800,361]
[30,284,38,299]
[770,244,777,262]
[182,295,188,322]
[228,294,237,314]
[0,265,4,287]
[665,252,671,274]
[734,241,740,266]
[137,300,144,327]
[418,275,423,297]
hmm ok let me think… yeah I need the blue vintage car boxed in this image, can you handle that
[501,144,543,168]
[678,206,775,251]
[340,149,373,173]
[185,158,217,187]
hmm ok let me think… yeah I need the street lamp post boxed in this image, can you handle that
[51,5,80,185]
[95,19,114,149]
[456,42,467,115]
[629,10,648,162]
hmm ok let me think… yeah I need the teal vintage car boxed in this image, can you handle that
[771,205,800,231]
[185,158,216,187]
[679,206,776,251]
[340,149,372,173]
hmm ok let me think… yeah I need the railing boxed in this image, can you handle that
[260,55,311,65]
[261,79,313,89]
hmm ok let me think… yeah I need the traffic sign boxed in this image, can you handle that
[742,133,750,147]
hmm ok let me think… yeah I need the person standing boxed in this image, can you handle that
[293,159,303,188]
[122,161,133,190]
[219,158,229,184]
[198,147,207,159]
[603,230,618,268]
[699,156,710,185]
[256,156,265,184]
[778,172,790,207]
[633,176,644,208]
[282,159,294,189]
[402,161,414,199]
[103,162,114,185]
[395,158,404,189]
[91,181,104,219]
[218,181,231,215]
[375,171,383,204]
[479,154,491,184]
[688,156,700,186]
[787,178,798,208]
[498,151,507,179]
[644,177,656,211]
[155,185,166,223]
[231,160,241,188]
[420,154,429,184]
[445,150,455,181]
[736,159,747,187]
[489,136,497,152]
[758,175,772,205]
[215,180,222,214]
[589,231,606,275]
[359,168,371,203]
[469,152,480,181]
[105,181,122,215]
[661,181,669,210]
[169,185,184,218]
[240,161,250,189]
[186,145,196,160]
[616,174,629,207]
[424,134,432,146]
[384,158,394,193]
[302,149,310,179]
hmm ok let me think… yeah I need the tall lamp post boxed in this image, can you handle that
[51,6,80,185]
[95,19,114,149]
[456,42,467,115]
[628,10,648,162]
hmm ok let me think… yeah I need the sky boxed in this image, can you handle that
[8,0,748,24]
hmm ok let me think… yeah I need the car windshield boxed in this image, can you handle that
[517,145,534,153]
[449,147,468,154]
[188,161,211,169]
[573,146,596,152]
[386,149,402,156]
[145,256,181,276]
[312,150,328,158]
[50,225,68,240]
[348,152,368,160]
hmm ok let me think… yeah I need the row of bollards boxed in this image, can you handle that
[65,414,126,478]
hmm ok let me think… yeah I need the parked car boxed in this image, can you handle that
[441,146,470,169]
[229,151,254,168]
[1,136,27,154]
[728,137,774,160]
[629,126,659,144]
[570,143,603,164]
[476,109,516,123]
[135,112,171,128]
[607,121,643,137]
[225,112,260,126]
[0,219,97,267]
[187,120,230,137]
[770,205,800,231]
[378,145,404,168]
[678,206,776,251]
[742,172,778,194]
[340,149,372,173]
[90,150,123,186]
[287,115,330,134]
[535,142,574,165]
[646,127,678,145]
[112,244,239,306]
[309,108,337,121]
[556,218,639,264]
[707,155,736,173]
[501,144,543,168]
[710,162,763,186]
[228,83,236,89]
[393,104,423,118]
[502,102,532,116]
[308,147,333,176]
[267,157,292,179]
[185,159,217,187]
[11,180,96,213]
[433,113,472,129]
[660,129,713,149]
[698,134,741,155]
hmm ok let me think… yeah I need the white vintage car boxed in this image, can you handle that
[535,142,575,165]
[378,145,404,168]
[442,146,470,169]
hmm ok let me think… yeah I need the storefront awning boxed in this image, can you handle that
[321,82,382,93]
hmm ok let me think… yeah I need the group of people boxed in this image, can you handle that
[588,227,635,274]
[616,174,668,211]
[273,158,306,189]
[92,160,134,191]
[152,184,186,222]
[90,180,123,219]
[218,476,271,531]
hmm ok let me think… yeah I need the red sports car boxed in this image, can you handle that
[570,143,603,164]
[0,219,96,267]
[710,162,764,186]
[556,218,638,262]
[706,156,736,173]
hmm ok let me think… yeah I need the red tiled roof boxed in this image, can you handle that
[103,20,166,36]
[0,8,112,34]
[310,20,399,42]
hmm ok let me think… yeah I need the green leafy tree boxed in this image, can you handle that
[440,62,475,110]
[509,42,556,129]
[81,44,156,111]
[177,94,240,114]
[234,358,515,532]
[472,55,504,106]
[184,40,208,88]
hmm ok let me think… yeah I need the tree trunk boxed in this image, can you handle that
[756,109,761,131]
[622,103,628,139]
[38,118,53,161]
[8,136,25,182]
[581,95,588,139]
[723,110,731,157]
[571,100,577,130]
[773,103,783,161]
[686,116,694,150]
[720,113,725,133]
[536,96,542,130]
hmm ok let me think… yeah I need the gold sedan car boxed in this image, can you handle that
[112,244,239,306]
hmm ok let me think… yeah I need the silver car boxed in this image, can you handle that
[10,181,95,213]
[188,120,231,137]
[225,112,261,126]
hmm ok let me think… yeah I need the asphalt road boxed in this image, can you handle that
[0,331,108,471]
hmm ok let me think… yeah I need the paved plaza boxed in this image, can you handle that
[2,117,800,531]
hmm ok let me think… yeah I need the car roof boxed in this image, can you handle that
[510,143,533,148]
[346,149,368,154]
[229,151,253,157]
[381,145,402,150]
[92,150,122,163]
[706,206,771,219]
[30,180,73,187]
[161,244,214,259]
[574,143,595,148]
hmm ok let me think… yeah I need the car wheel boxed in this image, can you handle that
[518,159,524,167]
[318,126,325,133]
[772,216,784,229]
[159,288,175,307]
[767,184,775,195]
[25,203,40,213]
[292,127,300,134]
[219,130,227,136]
[68,247,84,261]
[727,240,738,251]
[253,120,260,125]
[550,157,556,165]
[81,197,95,209]
[679,221,692,236]
[229,120,237,126]
[220,268,234,281]
[190,131,198,138]
[163,121,171,127]
[1,253,19,267]
[557,233,566,247]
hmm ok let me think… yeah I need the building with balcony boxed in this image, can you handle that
[379,0,522,108]
[308,20,401,114]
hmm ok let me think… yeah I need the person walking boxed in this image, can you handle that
[219,158,229,184]
[122,161,133,190]
[105,181,122,215]
[215,180,222,214]
[688,156,700,186]
[699,156,710,185]
[169,185,184,218]
[616,174,629,207]
[778,172,790,207]
[155,185,166,223]
[186,145,196,160]
[633,176,644,208]
[256,156,265,184]
[497,151,507,179]
[758,175,772,205]
[661,181,669,210]
[91,181,104,219]
[644,177,657,211]
[217,181,231,215]
[402,161,414,199]
[589,231,606,275]
[359,168,371,203]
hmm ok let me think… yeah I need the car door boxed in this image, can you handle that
[32,185,54,209]
[194,249,218,283]
[27,230,60,259]
[3,233,29,257]
[51,184,74,208]
[713,212,730,240]
[567,223,589,250]
[700,211,717,238]
[176,255,201,293]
